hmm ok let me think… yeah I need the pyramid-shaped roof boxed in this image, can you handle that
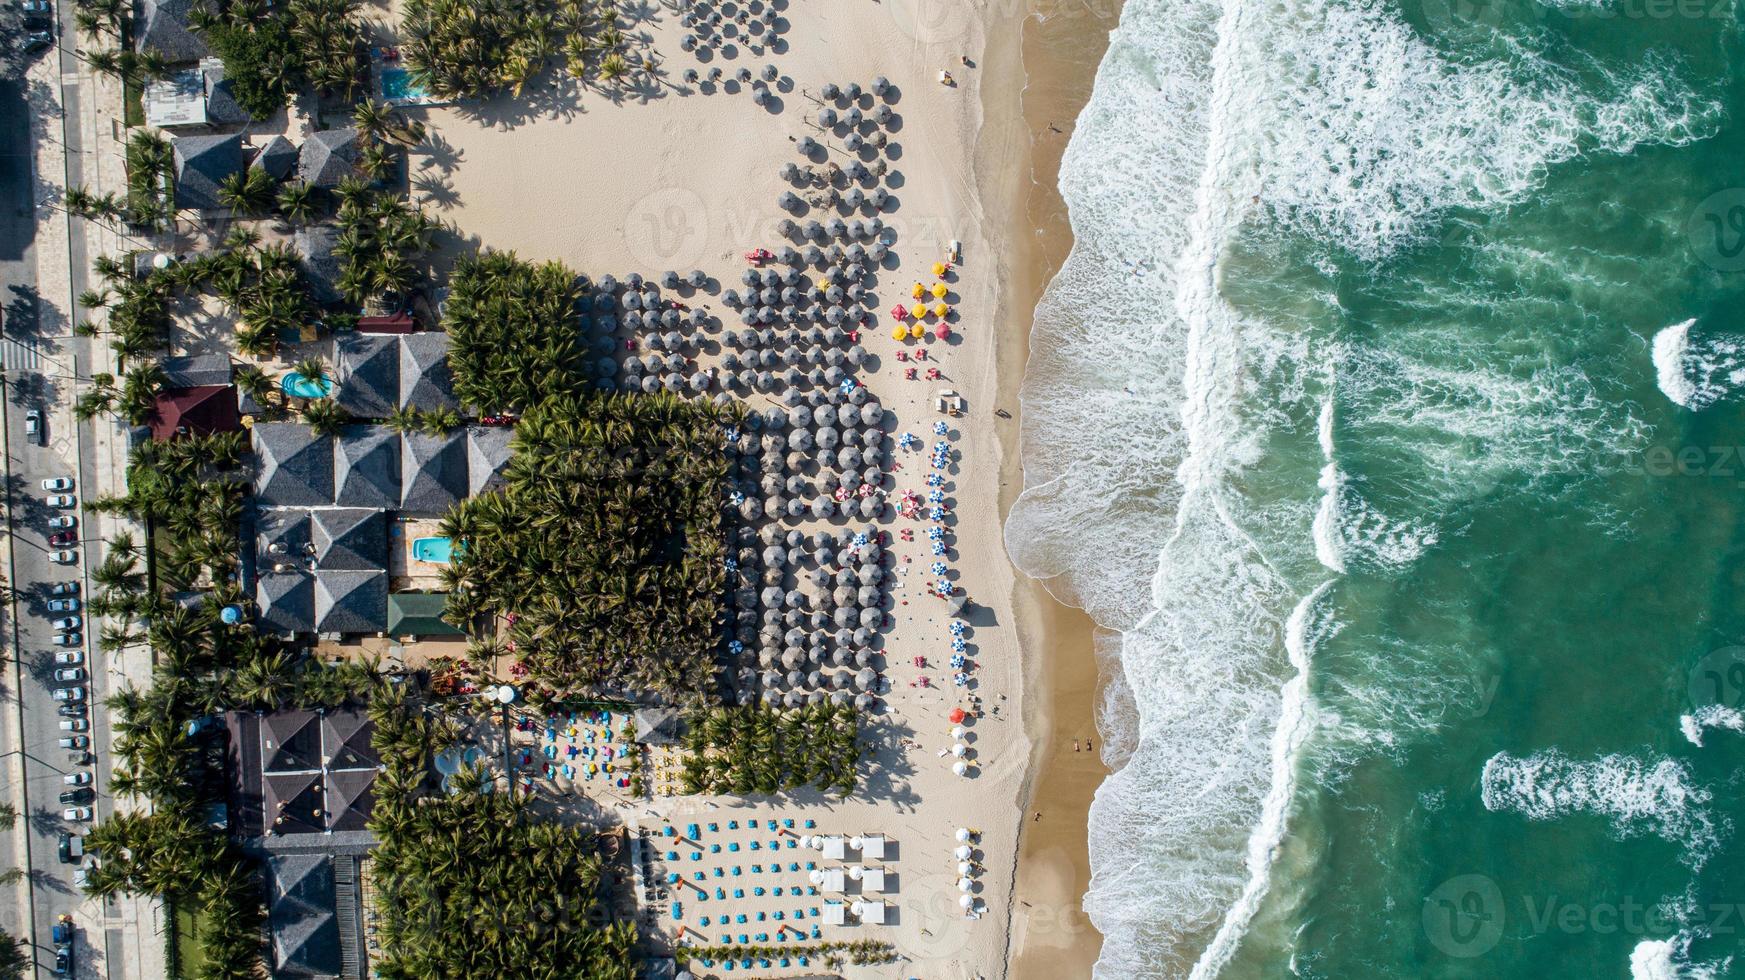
[401,430,467,514]
[261,710,321,772]
[466,426,514,495]
[294,225,343,306]
[250,135,297,181]
[172,132,244,213]
[257,572,314,634]
[253,423,334,507]
[263,772,326,839]
[334,425,400,509]
[255,510,312,574]
[298,128,359,187]
[399,332,457,412]
[311,509,387,571]
[387,592,464,637]
[321,709,379,771]
[323,767,376,833]
[160,352,232,388]
[333,334,400,418]
[148,385,239,441]
[202,64,251,126]
[136,0,208,64]
[313,569,386,634]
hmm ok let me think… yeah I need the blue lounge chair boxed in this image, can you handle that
[728,820,739,829]
[715,887,725,899]
[784,818,795,828]
[708,822,719,832]
[754,887,765,897]
[728,843,740,852]
[803,819,815,828]
[711,843,721,853]
[774,886,784,896]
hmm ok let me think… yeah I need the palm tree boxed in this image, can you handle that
[275,181,317,225]
[353,99,393,141]
[234,365,274,409]
[385,406,421,433]
[302,399,349,436]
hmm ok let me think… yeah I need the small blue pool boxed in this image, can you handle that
[380,67,427,104]
[280,372,332,399]
[412,536,455,563]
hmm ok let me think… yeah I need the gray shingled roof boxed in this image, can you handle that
[257,572,314,634]
[466,426,513,495]
[252,423,334,507]
[202,65,251,126]
[293,225,342,306]
[268,854,341,977]
[311,508,387,570]
[333,425,400,509]
[250,136,297,181]
[172,132,244,214]
[399,332,457,412]
[333,334,400,418]
[160,352,231,388]
[298,128,358,187]
[400,430,467,514]
[313,569,386,634]
[255,510,312,572]
[136,0,208,64]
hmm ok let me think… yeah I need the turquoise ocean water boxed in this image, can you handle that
[1007,0,1745,976]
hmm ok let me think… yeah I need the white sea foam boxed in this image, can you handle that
[1652,319,1745,411]
[1007,0,1724,973]
[1480,750,1726,868]
[1678,705,1745,747]
[1631,933,1732,980]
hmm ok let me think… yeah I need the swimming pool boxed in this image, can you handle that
[412,536,455,563]
[379,66,428,104]
[279,372,333,399]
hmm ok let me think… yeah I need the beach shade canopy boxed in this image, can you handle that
[859,607,882,628]
[858,496,880,518]
[891,324,908,340]
[822,82,841,100]
[805,220,825,240]
[844,132,863,151]
[662,270,681,288]
[844,106,863,127]
[935,323,952,340]
[931,282,949,299]
[819,107,838,127]
[805,245,826,265]
[798,136,819,154]
[950,709,968,726]
[742,269,760,286]
[779,191,801,210]
[689,268,708,286]
[874,104,894,124]
[764,63,779,81]
[953,761,970,776]
[934,303,950,318]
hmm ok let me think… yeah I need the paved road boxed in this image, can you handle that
[1,6,115,975]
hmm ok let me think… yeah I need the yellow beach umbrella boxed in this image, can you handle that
[891,324,908,341]
[930,282,948,299]
[911,303,927,318]
[911,282,925,299]
[932,261,948,277]
[933,303,950,319]
[910,322,926,339]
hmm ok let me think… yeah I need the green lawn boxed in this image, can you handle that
[171,902,212,978]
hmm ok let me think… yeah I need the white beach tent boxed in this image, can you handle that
[860,834,887,860]
[862,867,887,892]
[822,835,847,860]
[822,901,848,926]
[819,867,847,892]
[860,900,888,924]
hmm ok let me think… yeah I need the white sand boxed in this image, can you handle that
[381,1,1037,975]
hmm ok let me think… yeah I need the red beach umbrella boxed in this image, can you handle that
[890,304,908,321]
[934,323,951,340]
[948,707,966,724]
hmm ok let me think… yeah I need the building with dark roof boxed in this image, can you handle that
[253,423,335,507]
[333,426,399,509]
[399,333,457,412]
[295,225,344,306]
[258,572,315,634]
[313,569,387,634]
[171,132,244,214]
[267,853,342,977]
[251,135,298,181]
[148,385,240,441]
[298,128,359,187]
[202,63,251,127]
[466,426,513,495]
[136,0,208,64]
[311,509,387,570]
[160,352,232,388]
[228,707,382,838]
[333,333,457,418]
[400,430,467,515]
[332,335,399,418]
[386,592,464,638]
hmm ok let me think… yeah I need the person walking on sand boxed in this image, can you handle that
[1073,738,1080,752]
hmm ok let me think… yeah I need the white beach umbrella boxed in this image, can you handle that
[950,743,966,758]
[957,877,974,893]
[959,894,974,909]
[955,828,971,843]
[850,835,865,851]
[952,761,968,776]
[849,865,865,881]
[957,861,973,876]
[950,725,966,739]
[953,844,972,860]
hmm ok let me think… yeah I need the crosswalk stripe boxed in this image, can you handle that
[1,340,43,373]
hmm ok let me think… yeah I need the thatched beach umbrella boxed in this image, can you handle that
[859,608,882,628]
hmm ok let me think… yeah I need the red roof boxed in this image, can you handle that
[357,312,415,334]
[149,385,240,441]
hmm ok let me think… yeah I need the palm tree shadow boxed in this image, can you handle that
[411,170,460,212]
[410,128,465,176]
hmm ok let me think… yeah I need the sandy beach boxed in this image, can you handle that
[346,0,1122,974]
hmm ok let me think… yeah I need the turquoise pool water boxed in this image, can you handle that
[412,536,454,563]
[279,372,332,399]
[380,67,425,103]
